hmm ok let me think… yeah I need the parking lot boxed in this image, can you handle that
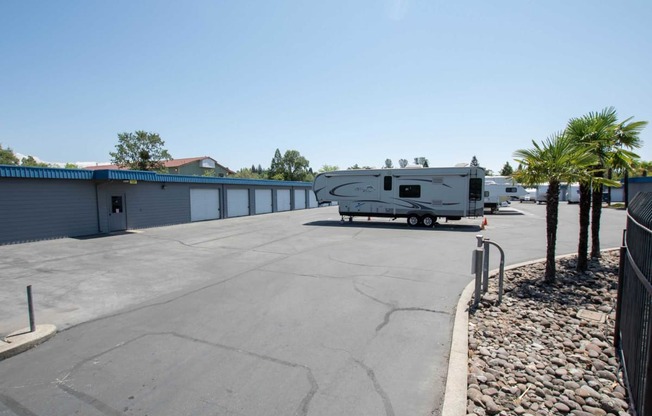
[0,203,627,415]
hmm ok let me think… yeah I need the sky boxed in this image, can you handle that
[1,0,651,173]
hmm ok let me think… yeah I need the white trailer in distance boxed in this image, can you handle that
[312,166,485,227]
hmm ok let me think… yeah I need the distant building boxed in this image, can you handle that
[86,156,235,177]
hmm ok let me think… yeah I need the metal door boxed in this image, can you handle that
[109,195,127,231]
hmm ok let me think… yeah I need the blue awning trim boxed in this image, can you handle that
[0,165,312,187]
[0,165,94,180]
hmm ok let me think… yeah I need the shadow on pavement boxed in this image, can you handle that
[304,220,482,232]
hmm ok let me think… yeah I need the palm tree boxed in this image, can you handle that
[610,117,648,209]
[513,133,597,282]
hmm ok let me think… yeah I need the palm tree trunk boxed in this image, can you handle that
[591,175,604,258]
[577,182,591,271]
[545,181,560,282]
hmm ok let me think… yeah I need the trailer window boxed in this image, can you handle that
[399,185,420,198]
[469,178,482,201]
[506,187,517,193]
[384,176,392,191]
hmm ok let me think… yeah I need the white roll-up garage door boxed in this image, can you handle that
[277,189,291,212]
[227,189,249,217]
[255,189,273,214]
[294,189,306,210]
[190,189,220,222]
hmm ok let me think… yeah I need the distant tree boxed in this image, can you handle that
[64,163,80,169]
[268,149,312,181]
[398,159,408,168]
[20,155,51,167]
[414,157,429,167]
[257,164,264,174]
[499,162,514,176]
[470,156,479,167]
[635,160,652,176]
[384,159,393,168]
[348,164,361,170]
[0,144,19,165]
[319,164,339,172]
[234,168,265,179]
[110,131,172,171]
[485,169,494,176]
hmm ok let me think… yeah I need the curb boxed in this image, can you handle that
[440,248,619,416]
[0,324,57,361]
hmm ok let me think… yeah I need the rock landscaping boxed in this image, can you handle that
[467,250,632,415]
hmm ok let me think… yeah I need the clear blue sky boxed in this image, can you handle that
[2,0,651,172]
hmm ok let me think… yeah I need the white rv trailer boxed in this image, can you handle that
[566,183,580,203]
[483,176,529,213]
[312,167,485,227]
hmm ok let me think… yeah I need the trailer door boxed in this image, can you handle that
[468,177,483,215]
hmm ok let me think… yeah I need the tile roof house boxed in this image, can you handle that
[86,156,235,177]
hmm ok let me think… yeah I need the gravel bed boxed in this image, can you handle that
[467,250,632,416]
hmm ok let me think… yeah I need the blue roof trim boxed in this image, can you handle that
[0,165,312,187]
[0,165,94,180]
[628,176,652,184]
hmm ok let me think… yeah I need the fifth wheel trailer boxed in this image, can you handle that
[312,167,485,227]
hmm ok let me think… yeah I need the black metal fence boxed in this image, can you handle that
[616,192,652,416]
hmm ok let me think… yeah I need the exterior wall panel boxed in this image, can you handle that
[97,183,191,232]
[0,178,98,244]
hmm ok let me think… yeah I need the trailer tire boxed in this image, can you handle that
[407,214,420,227]
[422,215,436,227]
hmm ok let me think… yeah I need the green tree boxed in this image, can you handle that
[268,149,312,181]
[414,157,429,167]
[398,159,408,168]
[566,108,646,264]
[20,155,51,167]
[384,159,393,168]
[470,156,479,167]
[234,167,265,179]
[319,164,339,172]
[0,144,19,165]
[64,163,80,169]
[269,149,284,179]
[499,162,514,176]
[110,131,172,171]
[513,132,597,282]
[609,116,648,209]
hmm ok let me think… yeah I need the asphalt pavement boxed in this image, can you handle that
[0,202,627,415]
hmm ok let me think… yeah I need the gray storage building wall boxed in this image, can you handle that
[0,178,98,244]
[96,182,194,233]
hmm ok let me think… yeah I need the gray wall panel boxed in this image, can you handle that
[0,178,98,244]
[98,182,191,231]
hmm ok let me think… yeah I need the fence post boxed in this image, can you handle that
[614,230,626,350]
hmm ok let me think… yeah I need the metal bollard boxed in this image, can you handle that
[27,285,35,333]
[482,238,491,293]
[472,248,483,310]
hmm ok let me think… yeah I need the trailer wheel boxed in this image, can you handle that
[422,215,436,227]
[407,214,420,227]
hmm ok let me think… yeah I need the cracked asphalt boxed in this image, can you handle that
[0,204,627,415]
